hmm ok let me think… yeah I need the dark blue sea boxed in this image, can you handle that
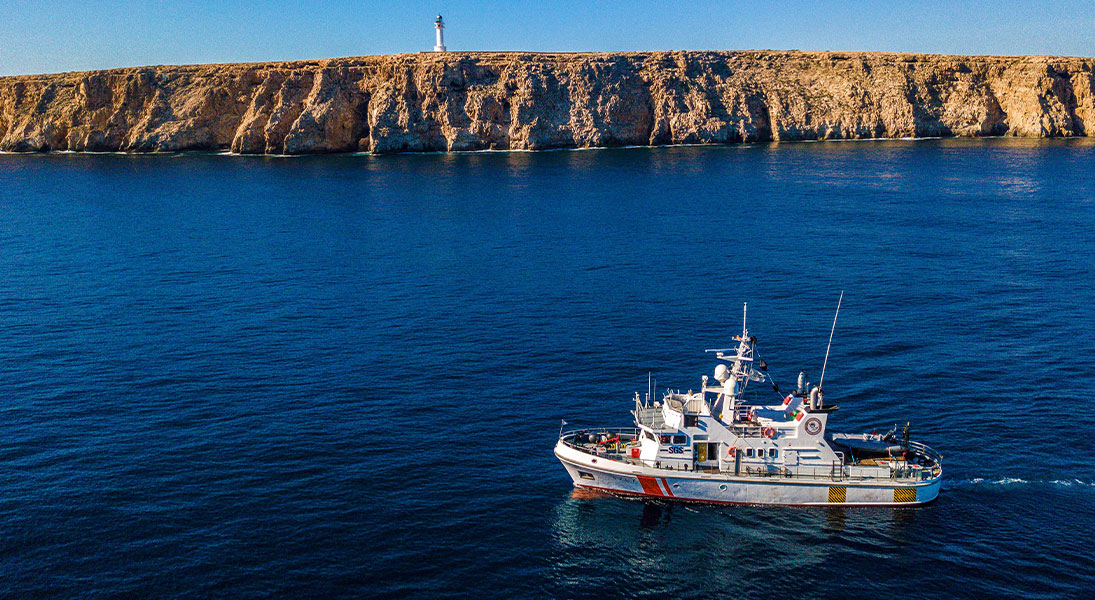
[2,139,1094,599]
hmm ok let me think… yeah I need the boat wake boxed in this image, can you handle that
[945,477,1095,489]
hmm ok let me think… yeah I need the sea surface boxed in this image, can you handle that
[2,139,1094,599]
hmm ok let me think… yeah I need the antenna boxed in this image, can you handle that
[742,302,748,335]
[818,290,843,390]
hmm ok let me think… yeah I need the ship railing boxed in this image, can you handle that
[616,462,939,482]
[631,407,667,430]
[559,426,639,439]
[730,424,764,438]
[558,427,645,465]
[732,463,939,482]
[832,456,845,481]
[907,441,943,463]
[559,427,640,448]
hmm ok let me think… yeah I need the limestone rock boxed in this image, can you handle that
[0,51,1091,154]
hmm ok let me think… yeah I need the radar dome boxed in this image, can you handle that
[714,364,730,383]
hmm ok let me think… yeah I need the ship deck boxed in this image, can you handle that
[559,429,942,483]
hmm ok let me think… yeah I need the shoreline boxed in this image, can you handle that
[3,135,1092,160]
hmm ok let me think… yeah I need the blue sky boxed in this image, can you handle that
[2,1,1093,76]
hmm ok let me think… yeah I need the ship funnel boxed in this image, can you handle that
[797,371,807,394]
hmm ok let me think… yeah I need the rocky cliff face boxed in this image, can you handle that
[1,51,1092,154]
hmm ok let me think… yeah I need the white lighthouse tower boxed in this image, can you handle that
[433,15,447,52]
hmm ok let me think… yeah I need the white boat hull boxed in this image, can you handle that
[555,441,941,506]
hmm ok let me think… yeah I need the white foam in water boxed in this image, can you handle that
[1049,479,1095,487]
[994,477,1028,485]
[950,477,1094,488]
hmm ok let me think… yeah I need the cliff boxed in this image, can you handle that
[1,51,1092,154]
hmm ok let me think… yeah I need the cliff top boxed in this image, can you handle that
[4,50,1093,81]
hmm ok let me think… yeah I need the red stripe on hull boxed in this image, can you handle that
[636,476,663,496]
[660,477,674,497]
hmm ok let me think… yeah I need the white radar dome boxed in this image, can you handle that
[714,364,730,383]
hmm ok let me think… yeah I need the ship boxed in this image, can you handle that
[554,303,943,506]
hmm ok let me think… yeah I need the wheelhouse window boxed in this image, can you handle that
[672,435,687,445]
[769,449,778,458]
[746,448,754,457]
[660,435,671,443]
[684,415,698,427]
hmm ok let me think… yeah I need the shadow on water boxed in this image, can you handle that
[546,490,944,598]
[544,478,1095,598]
[639,502,666,529]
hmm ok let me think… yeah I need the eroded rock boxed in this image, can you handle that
[0,51,1091,154]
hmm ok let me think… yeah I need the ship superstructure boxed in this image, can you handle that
[554,305,942,505]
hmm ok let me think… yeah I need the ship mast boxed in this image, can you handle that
[818,291,843,391]
[706,303,759,423]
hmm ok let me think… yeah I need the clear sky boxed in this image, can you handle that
[2,0,1093,76]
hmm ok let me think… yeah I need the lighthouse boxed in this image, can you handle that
[433,15,447,52]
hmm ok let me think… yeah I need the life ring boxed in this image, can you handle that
[728,446,738,457]
[763,427,776,439]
